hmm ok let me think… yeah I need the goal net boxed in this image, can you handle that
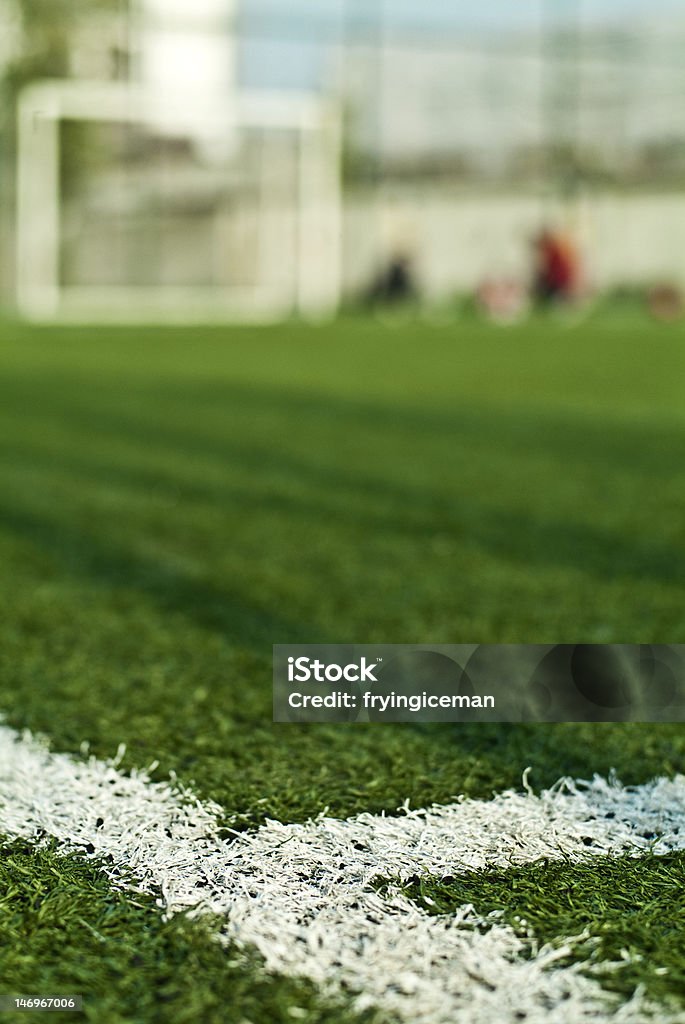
[16,80,342,322]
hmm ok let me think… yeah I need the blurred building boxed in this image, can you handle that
[134,0,237,145]
[4,1,685,316]
[341,22,685,186]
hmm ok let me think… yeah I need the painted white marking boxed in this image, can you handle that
[1,725,684,1022]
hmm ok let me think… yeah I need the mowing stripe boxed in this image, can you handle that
[1,724,684,1023]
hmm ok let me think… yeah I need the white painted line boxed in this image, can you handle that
[1,725,684,1023]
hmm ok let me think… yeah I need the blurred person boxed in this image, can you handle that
[475,277,529,324]
[532,228,582,307]
[365,252,419,308]
[647,283,684,322]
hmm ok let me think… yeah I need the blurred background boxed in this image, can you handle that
[0,0,684,321]
[0,1,684,828]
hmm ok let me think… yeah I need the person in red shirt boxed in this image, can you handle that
[532,228,581,306]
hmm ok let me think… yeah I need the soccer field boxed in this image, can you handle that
[1,313,685,1023]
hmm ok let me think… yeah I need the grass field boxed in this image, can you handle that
[1,311,684,1022]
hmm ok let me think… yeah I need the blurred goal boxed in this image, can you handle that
[16,80,342,323]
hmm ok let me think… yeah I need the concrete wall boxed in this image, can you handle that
[343,189,685,301]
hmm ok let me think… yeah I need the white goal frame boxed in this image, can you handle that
[16,80,342,323]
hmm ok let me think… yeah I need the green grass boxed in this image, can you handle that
[0,312,684,1021]
[0,838,381,1024]
[392,852,685,1009]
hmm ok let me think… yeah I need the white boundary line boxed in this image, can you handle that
[1,724,685,1023]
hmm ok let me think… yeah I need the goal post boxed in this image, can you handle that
[16,79,342,323]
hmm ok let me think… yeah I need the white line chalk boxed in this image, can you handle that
[1,725,684,1023]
